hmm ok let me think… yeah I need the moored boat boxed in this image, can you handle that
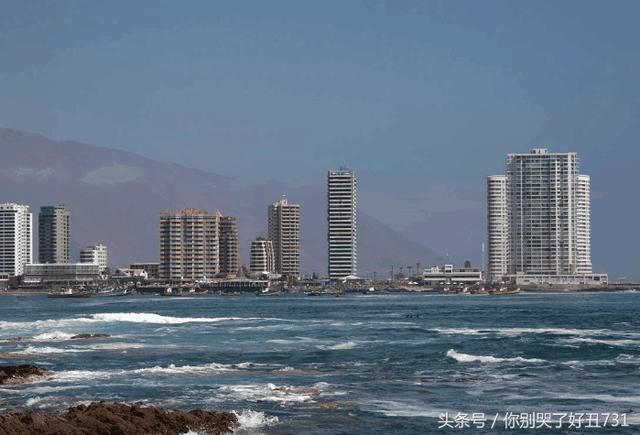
[48,288,92,298]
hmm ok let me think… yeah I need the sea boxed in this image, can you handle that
[1,291,639,434]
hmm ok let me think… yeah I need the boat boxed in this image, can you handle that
[94,287,132,297]
[489,286,521,296]
[163,286,208,297]
[256,288,282,296]
[219,290,242,296]
[48,288,92,298]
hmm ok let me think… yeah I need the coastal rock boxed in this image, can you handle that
[69,333,111,340]
[0,365,50,385]
[0,402,237,435]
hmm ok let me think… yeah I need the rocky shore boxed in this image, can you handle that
[0,402,237,435]
[0,365,50,385]
[0,365,237,434]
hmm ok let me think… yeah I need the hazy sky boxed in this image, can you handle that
[2,1,639,276]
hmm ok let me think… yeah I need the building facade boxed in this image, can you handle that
[0,203,32,277]
[487,148,597,283]
[218,214,240,278]
[80,243,108,272]
[38,205,70,264]
[268,197,300,278]
[250,237,275,274]
[327,168,357,279]
[159,208,220,281]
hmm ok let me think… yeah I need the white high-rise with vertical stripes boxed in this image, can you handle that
[328,168,357,279]
[487,148,593,282]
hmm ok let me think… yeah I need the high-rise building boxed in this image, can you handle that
[575,174,592,274]
[327,168,357,279]
[487,148,595,282]
[0,203,32,277]
[39,205,70,264]
[268,197,300,278]
[80,243,108,272]
[250,237,275,274]
[218,214,240,278]
[159,208,219,281]
[486,175,509,282]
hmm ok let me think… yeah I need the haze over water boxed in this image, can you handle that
[1,292,639,433]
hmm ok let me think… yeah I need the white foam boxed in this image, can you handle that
[217,383,316,404]
[232,409,279,430]
[561,337,640,347]
[0,313,283,330]
[52,361,258,382]
[317,341,358,350]
[446,349,546,364]
[9,346,91,355]
[365,400,442,418]
[32,331,75,341]
[25,396,47,407]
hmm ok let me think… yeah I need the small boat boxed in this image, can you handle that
[256,288,282,296]
[94,287,132,297]
[219,290,242,296]
[163,287,208,297]
[489,286,521,296]
[48,288,92,298]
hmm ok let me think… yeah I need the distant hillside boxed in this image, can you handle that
[0,128,442,275]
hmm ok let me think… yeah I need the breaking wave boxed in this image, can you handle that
[0,313,283,330]
[52,361,263,382]
[446,349,546,364]
[232,409,279,431]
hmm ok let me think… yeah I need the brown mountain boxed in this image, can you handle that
[0,128,442,275]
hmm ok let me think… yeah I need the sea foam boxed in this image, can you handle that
[447,349,546,364]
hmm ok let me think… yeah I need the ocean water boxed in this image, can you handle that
[1,292,639,434]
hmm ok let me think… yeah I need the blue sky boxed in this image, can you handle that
[1,1,639,276]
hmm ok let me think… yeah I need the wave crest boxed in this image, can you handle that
[446,349,545,364]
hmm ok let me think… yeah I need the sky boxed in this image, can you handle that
[1,1,639,277]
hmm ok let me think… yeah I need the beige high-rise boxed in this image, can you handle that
[268,197,300,278]
[159,208,219,281]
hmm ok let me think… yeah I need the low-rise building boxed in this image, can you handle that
[129,262,160,280]
[80,243,108,272]
[422,264,483,287]
[22,263,101,284]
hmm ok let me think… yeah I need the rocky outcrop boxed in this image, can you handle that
[0,402,237,435]
[0,365,50,385]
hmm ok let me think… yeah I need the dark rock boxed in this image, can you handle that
[0,365,50,385]
[69,334,111,340]
[0,402,237,435]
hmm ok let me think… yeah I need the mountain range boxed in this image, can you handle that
[0,128,442,275]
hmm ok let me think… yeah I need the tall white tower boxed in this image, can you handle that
[327,168,357,279]
[0,203,33,277]
[488,148,593,281]
[487,175,509,282]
